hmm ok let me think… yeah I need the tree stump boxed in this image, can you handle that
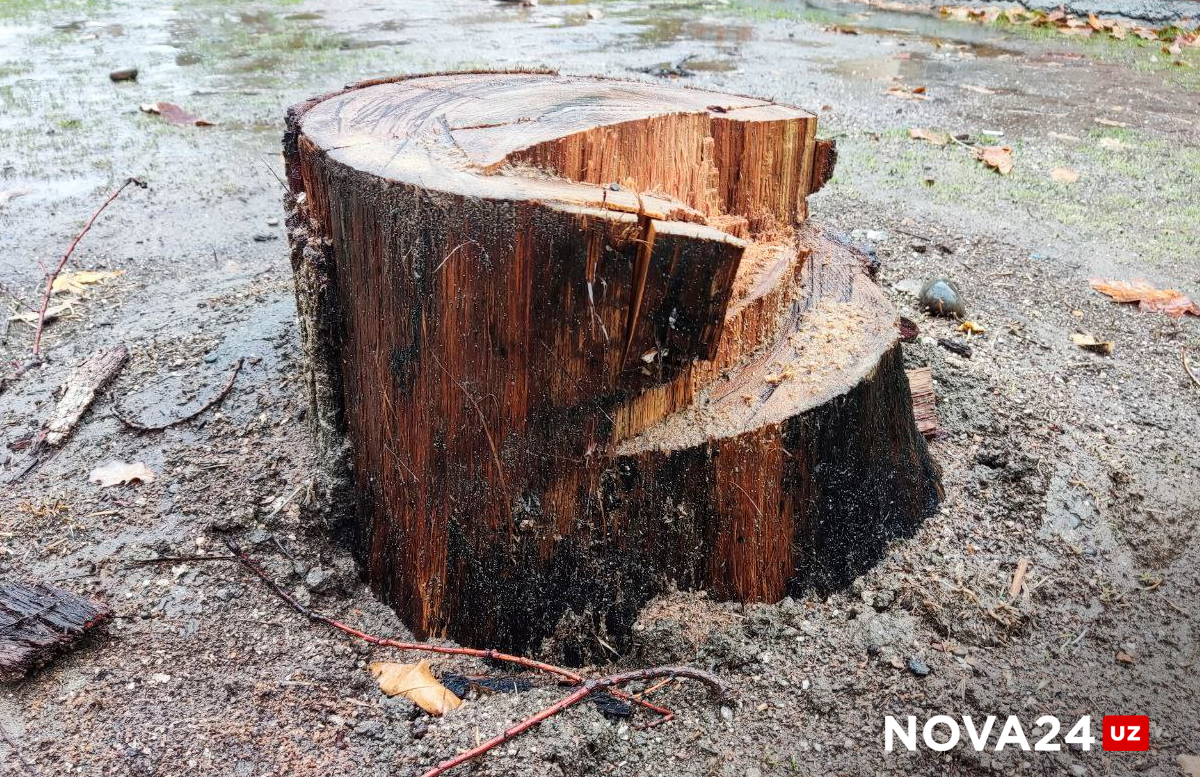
[283,72,940,659]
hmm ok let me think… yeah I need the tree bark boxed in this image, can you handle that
[283,72,940,659]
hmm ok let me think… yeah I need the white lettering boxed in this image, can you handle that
[923,716,960,752]
[995,716,1031,751]
[884,716,917,752]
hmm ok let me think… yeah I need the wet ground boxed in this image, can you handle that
[1,1,1198,776]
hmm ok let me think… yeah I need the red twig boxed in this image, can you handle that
[112,358,244,431]
[224,539,580,682]
[223,539,727,770]
[420,666,727,777]
[29,177,146,360]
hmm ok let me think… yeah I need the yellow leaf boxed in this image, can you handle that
[9,300,75,324]
[976,145,1013,175]
[958,320,986,335]
[369,660,461,715]
[908,127,949,146]
[1050,167,1080,184]
[52,270,122,295]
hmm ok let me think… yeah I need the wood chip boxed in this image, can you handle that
[906,367,939,438]
[1009,557,1030,598]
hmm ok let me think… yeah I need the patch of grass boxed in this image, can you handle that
[0,0,111,22]
[835,125,1199,267]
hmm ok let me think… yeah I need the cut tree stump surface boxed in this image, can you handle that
[284,72,940,658]
[0,582,110,682]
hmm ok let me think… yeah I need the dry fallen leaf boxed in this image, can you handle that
[957,320,986,335]
[1098,137,1126,151]
[1090,278,1200,317]
[140,101,215,127]
[369,660,461,715]
[89,460,156,487]
[886,84,928,100]
[1110,23,1126,40]
[9,300,76,325]
[976,145,1013,175]
[1115,650,1137,664]
[1071,332,1114,356]
[1095,117,1130,128]
[1050,167,1080,184]
[909,127,949,146]
[52,269,122,295]
[962,84,997,95]
[1179,754,1200,777]
[0,188,32,208]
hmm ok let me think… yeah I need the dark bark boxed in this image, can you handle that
[0,582,110,682]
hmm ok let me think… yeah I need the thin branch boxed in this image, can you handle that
[420,666,727,777]
[0,723,38,776]
[223,539,578,681]
[123,554,237,567]
[1183,347,1200,389]
[223,540,687,727]
[30,177,146,360]
[112,358,243,431]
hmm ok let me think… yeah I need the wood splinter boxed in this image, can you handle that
[284,72,941,658]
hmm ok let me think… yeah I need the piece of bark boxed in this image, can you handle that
[906,366,939,438]
[0,582,110,682]
[44,345,128,446]
[285,73,940,657]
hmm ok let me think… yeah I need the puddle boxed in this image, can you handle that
[630,16,756,45]
[0,175,107,204]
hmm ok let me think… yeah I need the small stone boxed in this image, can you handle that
[907,657,931,677]
[586,8,602,19]
[893,277,924,296]
[919,278,966,318]
[305,568,331,592]
[267,217,280,226]
[109,67,138,82]
[746,768,762,777]
[253,233,278,242]
[1069,764,1086,776]
[203,353,218,363]
[720,705,734,723]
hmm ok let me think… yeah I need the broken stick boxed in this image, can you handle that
[43,345,128,446]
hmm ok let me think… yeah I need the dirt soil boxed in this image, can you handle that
[2,1,1198,776]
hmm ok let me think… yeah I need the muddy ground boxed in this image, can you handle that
[1,0,1198,775]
